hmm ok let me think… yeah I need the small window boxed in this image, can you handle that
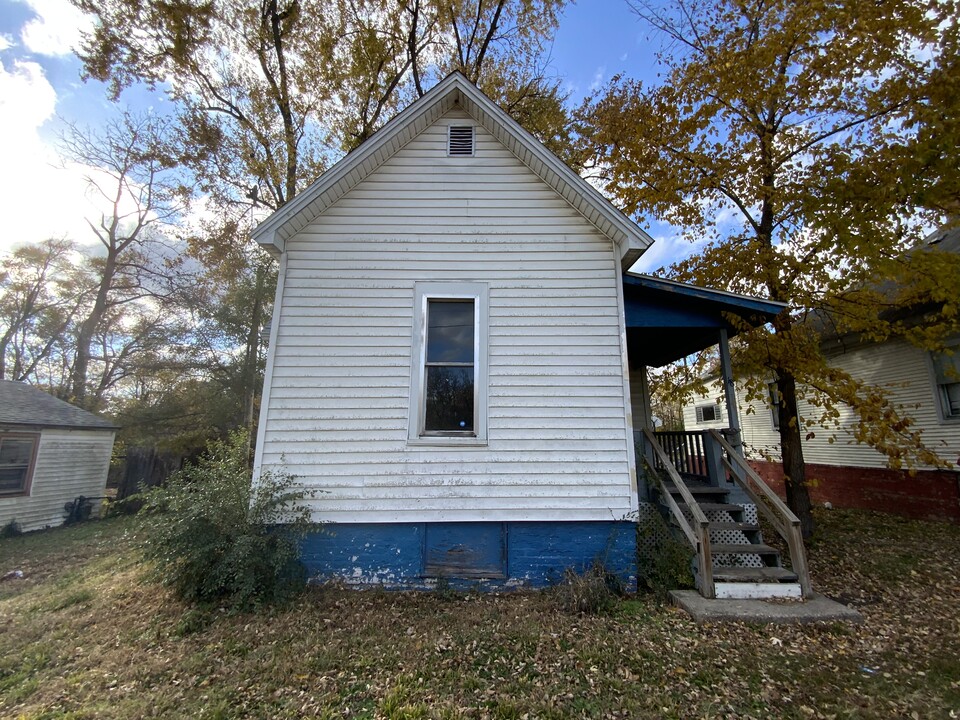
[409,282,488,443]
[931,344,960,420]
[425,299,475,434]
[447,125,475,157]
[0,433,38,496]
[769,382,781,430]
[695,402,723,423]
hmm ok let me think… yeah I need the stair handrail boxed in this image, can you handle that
[707,429,812,598]
[641,428,715,598]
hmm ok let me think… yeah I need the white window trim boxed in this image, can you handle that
[768,381,781,430]
[695,402,723,424]
[408,281,489,446]
[929,340,960,424]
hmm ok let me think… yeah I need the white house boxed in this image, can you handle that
[0,381,117,533]
[683,229,960,522]
[251,73,797,592]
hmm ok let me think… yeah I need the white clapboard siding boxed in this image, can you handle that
[258,108,633,523]
[0,429,114,533]
[686,338,960,470]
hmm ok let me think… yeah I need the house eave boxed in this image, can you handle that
[252,73,653,259]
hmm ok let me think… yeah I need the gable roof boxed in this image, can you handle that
[252,72,653,269]
[0,381,118,431]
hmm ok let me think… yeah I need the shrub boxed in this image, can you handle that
[1,519,22,538]
[551,561,624,615]
[138,430,312,611]
[636,512,695,601]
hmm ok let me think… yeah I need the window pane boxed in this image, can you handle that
[945,383,960,417]
[427,301,474,363]
[425,366,474,432]
[0,467,27,493]
[0,439,34,466]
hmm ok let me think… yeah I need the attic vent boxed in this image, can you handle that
[447,125,475,156]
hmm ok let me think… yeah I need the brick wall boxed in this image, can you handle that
[749,461,960,523]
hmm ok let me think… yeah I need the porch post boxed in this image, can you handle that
[718,329,742,455]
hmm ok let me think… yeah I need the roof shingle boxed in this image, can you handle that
[0,381,118,430]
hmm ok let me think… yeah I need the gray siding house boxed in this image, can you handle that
[0,381,116,532]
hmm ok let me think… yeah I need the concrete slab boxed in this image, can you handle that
[669,590,864,624]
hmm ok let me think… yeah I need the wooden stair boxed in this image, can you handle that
[657,478,803,600]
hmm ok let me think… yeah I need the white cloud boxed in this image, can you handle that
[19,0,92,57]
[0,59,109,255]
[0,34,14,51]
[631,231,704,275]
[588,66,606,93]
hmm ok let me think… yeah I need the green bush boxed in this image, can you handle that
[637,512,696,601]
[138,431,312,610]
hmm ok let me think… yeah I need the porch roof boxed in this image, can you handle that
[622,273,786,368]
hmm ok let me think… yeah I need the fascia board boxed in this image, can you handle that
[251,74,463,252]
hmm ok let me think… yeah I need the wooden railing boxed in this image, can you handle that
[641,428,716,599]
[652,430,709,480]
[707,429,813,597]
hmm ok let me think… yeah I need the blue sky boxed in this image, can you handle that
[0,0,689,271]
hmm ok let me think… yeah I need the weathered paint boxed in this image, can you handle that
[0,428,115,532]
[299,521,637,590]
[254,106,636,525]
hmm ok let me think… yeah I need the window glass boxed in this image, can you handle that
[425,366,475,432]
[695,404,720,423]
[932,347,960,418]
[769,382,781,430]
[427,301,474,363]
[0,437,35,493]
[424,300,475,434]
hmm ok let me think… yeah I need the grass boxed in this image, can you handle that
[1,509,959,719]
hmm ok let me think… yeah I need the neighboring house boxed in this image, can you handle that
[0,380,117,532]
[684,228,960,522]
[251,72,795,594]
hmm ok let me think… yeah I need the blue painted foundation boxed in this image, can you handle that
[299,521,637,591]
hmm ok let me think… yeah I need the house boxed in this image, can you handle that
[252,72,809,596]
[0,380,117,533]
[684,228,960,523]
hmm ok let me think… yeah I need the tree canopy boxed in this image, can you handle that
[580,0,960,536]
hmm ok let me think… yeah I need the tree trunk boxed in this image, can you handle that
[71,253,116,409]
[776,370,815,539]
[242,264,266,465]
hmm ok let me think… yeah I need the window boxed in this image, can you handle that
[409,282,488,443]
[0,433,38,496]
[695,402,723,423]
[769,382,781,430]
[931,344,960,420]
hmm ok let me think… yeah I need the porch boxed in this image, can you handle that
[621,273,811,599]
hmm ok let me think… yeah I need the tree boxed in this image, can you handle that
[59,111,187,410]
[0,239,88,385]
[580,0,960,537]
[74,0,570,214]
[73,0,572,442]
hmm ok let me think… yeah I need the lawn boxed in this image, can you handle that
[1,509,958,719]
